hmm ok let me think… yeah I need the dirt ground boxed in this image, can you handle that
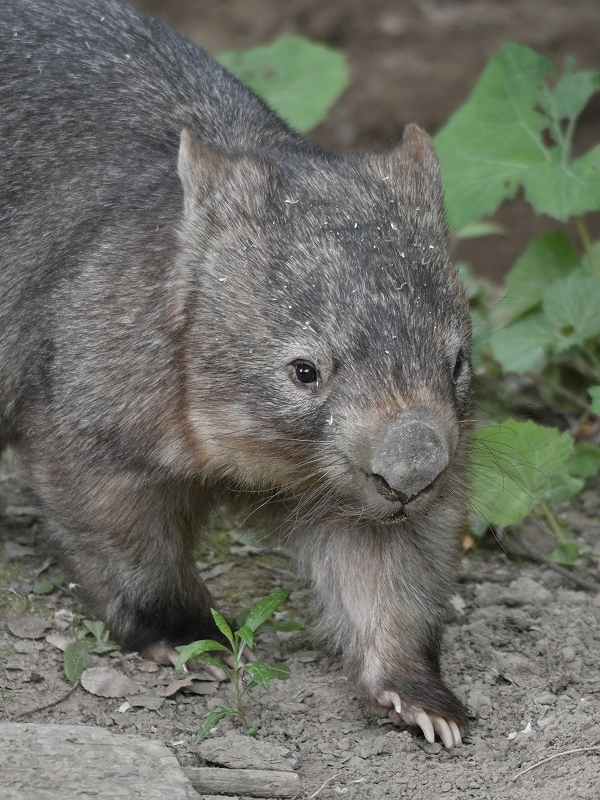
[2,447,600,800]
[3,1,600,799]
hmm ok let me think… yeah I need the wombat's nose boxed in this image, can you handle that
[371,416,450,502]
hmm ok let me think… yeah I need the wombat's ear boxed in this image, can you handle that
[178,128,270,221]
[370,124,445,226]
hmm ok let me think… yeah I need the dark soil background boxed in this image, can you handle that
[133,0,600,283]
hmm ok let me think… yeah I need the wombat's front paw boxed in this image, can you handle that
[376,690,463,749]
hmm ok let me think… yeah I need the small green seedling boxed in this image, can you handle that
[175,589,291,741]
[63,619,119,681]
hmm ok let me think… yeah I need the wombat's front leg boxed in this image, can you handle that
[296,516,468,748]
[34,459,221,668]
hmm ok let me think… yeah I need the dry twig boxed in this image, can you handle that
[14,681,80,719]
[513,745,600,780]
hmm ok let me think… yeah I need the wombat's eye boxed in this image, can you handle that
[452,351,465,383]
[292,361,319,385]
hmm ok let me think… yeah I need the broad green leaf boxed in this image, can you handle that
[540,63,600,126]
[435,43,600,227]
[566,441,600,478]
[211,609,234,647]
[32,581,54,595]
[524,144,600,221]
[589,386,600,415]
[490,312,555,374]
[217,36,348,133]
[195,707,233,742]
[549,541,580,566]
[470,419,575,527]
[496,231,579,323]
[63,642,94,682]
[542,272,600,351]
[245,589,289,633]
[174,639,229,672]
[83,620,105,641]
[543,473,584,503]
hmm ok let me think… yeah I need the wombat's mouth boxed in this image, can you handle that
[360,469,446,522]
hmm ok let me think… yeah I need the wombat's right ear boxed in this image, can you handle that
[367,124,446,230]
[178,129,270,221]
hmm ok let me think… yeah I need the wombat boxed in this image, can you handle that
[0,0,472,748]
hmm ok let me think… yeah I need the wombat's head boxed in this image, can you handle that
[176,125,472,522]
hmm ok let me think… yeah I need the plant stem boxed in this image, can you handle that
[233,661,248,729]
[528,371,590,411]
[583,346,600,378]
[575,216,600,278]
[538,502,565,543]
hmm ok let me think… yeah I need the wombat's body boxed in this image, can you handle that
[0,0,472,747]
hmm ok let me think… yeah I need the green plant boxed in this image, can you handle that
[217,36,348,133]
[63,619,119,681]
[434,43,600,561]
[175,589,291,741]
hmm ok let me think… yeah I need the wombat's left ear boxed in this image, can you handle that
[368,124,446,224]
[178,128,271,222]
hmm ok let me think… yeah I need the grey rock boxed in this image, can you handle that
[199,732,298,771]
[0,723,198,799]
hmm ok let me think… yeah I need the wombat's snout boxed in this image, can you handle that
[371,415,450,504]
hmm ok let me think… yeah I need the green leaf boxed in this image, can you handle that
[270,620,305,633]
[490,312,555,374]
[543,472,584,503]
[245,589,289,633]
[244,660,290,692]
[540,63,600,126]
[82,620,105,641]
[566,441,600,478]
[63,642,94,682]
[236,625,254,650]
[267,662,291,681]
[88,643,120,655]
[211,609,235,647]
[454,221,506,239]
[174,639,229,672]
[435,43,600,227]
[217,36,349,133]
[194,707,232,742]
[32,581,54,596]
[470,419,575,527]
[589,386,600,414]
[549,540,580,566]
[497,231,579,323]
[542,272,600,351]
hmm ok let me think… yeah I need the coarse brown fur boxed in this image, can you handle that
[0,0,472,739]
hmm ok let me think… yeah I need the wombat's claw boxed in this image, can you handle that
[376,691,461,749]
